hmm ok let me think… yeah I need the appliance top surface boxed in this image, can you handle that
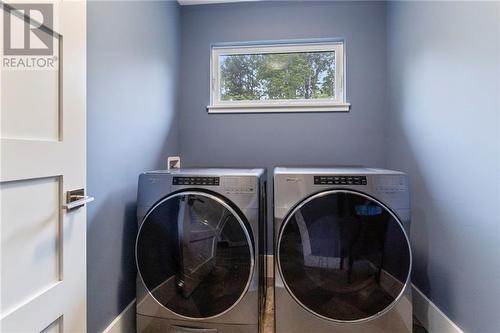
[143,167,265,177]
[274,166,405,176]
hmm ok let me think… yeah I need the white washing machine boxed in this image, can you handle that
[274,167,412,333]
[136,168,267,333]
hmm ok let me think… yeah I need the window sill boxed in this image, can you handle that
[206,102,351,114]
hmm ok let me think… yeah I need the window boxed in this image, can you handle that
[208,41,349,113]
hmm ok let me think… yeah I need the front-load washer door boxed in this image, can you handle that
[277,190,411,322]
[136,191,254,320]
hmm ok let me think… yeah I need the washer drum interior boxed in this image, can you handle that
[277,190,411,322]
[136,191,255,320]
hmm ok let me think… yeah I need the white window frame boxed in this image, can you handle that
[208,41,350,113]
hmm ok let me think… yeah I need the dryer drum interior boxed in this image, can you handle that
[136,191,255,319]
[277,190,411,322]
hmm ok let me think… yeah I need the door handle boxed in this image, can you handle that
[63,188,94,211]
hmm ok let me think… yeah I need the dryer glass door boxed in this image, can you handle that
[136,191,254,319]
[277,190,411,322]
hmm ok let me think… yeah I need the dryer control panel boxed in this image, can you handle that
[172,177,220,186]
[374,175,408,192]
[314,175,367,186]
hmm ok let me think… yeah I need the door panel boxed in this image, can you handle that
[277,190,411,322]
[40,317,62,333]
[1,34,60,141]
[1,177,61,315]
[1,1,86,332]
[136,191,254,319]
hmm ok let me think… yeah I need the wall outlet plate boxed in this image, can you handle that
[167,156,181,170]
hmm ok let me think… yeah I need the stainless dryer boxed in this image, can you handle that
[136,168,267,333]
[274,167,412,333]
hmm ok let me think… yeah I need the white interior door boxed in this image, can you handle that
[1,1,87,332]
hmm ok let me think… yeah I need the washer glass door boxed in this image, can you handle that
[136,191,254,319]
[278,190,411,322]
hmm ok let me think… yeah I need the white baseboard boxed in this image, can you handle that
[412,284,463,333]
[102,299,136,333]
[266,254,463,333]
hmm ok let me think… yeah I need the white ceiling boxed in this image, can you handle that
[177,0,261,6]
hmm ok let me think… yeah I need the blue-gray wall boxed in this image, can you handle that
[178,1,388,251]
[86,1,500,332]
[387,2,500,332]
[87,1,180,332]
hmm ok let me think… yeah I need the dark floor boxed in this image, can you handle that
[414,318,428,333]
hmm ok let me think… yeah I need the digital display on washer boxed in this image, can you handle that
[172,176,220,186]
[314,175,367,185]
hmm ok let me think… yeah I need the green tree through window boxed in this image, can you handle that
[220,51,335,101]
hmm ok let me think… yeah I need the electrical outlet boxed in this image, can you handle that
[167,156,181,170]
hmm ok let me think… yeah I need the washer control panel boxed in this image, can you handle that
[172,176,220,186]
[314,175,367,186]
[223,176,256,194]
